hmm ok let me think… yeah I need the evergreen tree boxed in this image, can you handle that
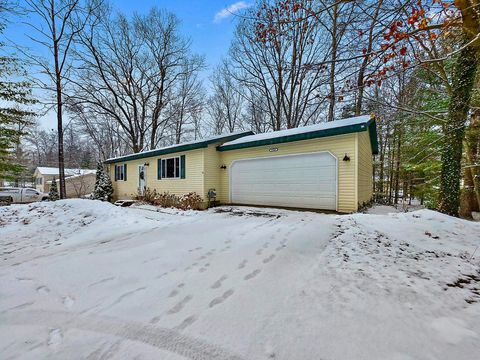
[93,163,113,202]
[0,20,35,180]
[94,162,103,192]
[49,177,59,201]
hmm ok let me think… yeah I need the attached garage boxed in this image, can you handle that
[218,115,378,213]
[230,152,337,210]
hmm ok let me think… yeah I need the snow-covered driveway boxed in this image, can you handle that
[1,200,479,359]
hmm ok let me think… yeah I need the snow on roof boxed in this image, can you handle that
[46,172,96,184]
[105,131,254,163]
[36,167,96,176]
[220,115,373,148]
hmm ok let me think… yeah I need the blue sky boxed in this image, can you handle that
[6,1,250,128]
[112,0,246,69]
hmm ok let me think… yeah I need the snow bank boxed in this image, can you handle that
[0,201,479,359]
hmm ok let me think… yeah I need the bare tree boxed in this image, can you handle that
[23,0,99,198]
[228,0,330,131]
[207,61,244,134]
[69,7,204,153]
[164,61,206,144]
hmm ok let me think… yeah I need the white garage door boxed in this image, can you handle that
[230,152,337,210]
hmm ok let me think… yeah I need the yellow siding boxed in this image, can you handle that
[217,134,357,213]
[357,131,373,206]
[203,144,222,200]
[109,149,205,200]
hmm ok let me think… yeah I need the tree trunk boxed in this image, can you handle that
[51,2,66,199]
[355,0,382,115]
[439,43,478,216]
[460,109,480,218]
[394,125,401,205]
[327,3,338,122]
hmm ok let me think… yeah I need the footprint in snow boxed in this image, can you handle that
[168,295,193,314]
[169,289,180,298]
[36,285,50,294]
[263,254,276,264]
[256,248,264,255]
[47,328,63,347]
[244,269,261,280]
[237,260,248,269]
[168,283,186,297]
[62,295,75,308]
[211,275,228,289]
[175,315,198,331]
[209,289,234,308]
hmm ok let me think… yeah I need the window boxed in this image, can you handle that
[26,189,39,195]
[161,157,180,179]
[36,177,43,185]
[115,164,127,181]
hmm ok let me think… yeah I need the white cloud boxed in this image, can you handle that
[214,1,250,23]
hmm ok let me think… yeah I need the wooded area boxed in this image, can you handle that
[0,0,479,218]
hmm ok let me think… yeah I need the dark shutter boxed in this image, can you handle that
[114,165,118,181]
[123,164,127,181]
[157,158,162,180]
[180,155,186,179]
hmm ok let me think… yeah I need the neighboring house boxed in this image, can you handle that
[33,167,96,197]
[105,115,378,213]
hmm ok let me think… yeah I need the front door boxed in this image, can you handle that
[138,165,146,195]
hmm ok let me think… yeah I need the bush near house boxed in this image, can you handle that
[135,188,204,210]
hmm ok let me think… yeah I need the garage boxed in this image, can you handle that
[230,152,337,210]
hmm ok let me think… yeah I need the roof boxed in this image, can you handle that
[35,167,96,176]
[46,172,96,184]
[218,115,378,154]
[104,131,255,164]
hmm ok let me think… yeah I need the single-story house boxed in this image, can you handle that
[34,167,96,197]
[105,115,378,213]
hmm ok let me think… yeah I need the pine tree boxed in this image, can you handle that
[93,163,113,202]
[49,177,59,201]
[0,20,35,180]
[94,162,103,193]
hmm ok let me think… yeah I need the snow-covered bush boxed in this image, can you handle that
[179,192,203,210]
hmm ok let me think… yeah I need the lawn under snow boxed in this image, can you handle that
[1,200,479,360]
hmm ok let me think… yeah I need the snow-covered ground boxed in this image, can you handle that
[1,200,479,360]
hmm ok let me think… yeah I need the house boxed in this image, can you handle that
[105,115,378,213]
[33,167,96,197]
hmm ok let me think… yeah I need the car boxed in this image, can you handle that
[0,187,49,204]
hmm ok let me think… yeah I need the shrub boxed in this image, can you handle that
[153,192,180,208]
[135,188,159,204]
[135,188,204,210]
[179,192,203,210]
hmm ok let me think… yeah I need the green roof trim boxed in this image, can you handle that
[218,118,379,154]
[104,131,254,164]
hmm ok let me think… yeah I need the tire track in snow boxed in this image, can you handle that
[0,310,245,360]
